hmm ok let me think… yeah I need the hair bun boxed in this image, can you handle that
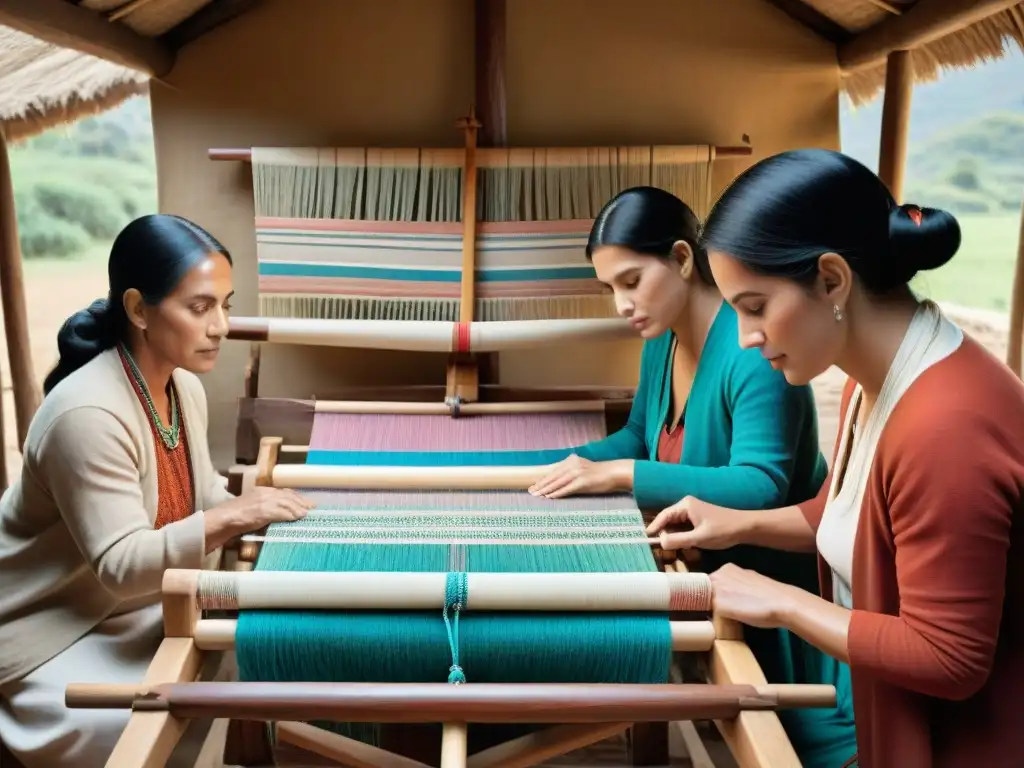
[55,298,116,365]
[888,203,961,274]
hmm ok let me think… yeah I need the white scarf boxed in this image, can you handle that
[816,300,963,608]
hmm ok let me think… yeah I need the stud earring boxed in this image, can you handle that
[833,304,844,322]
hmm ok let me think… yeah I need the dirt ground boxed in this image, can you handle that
[0,256,1012,479]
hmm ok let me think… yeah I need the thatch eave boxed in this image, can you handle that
[0,25,148,143]
[841,4,1024,106]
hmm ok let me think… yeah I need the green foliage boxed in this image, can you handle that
[905,112,1024,215]
[8,97,157,259]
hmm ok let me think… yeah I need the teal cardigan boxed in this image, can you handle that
[578,302,858,768]
[577,301,826,512]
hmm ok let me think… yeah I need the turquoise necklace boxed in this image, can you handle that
[118,342,180,450]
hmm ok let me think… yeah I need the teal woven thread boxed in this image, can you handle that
[235,444,672,745]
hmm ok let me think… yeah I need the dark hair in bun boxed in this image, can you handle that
[699,148,960,294]
[586,186,715,286]
[43,214,231,395]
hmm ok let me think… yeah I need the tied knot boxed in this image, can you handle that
[443,572,468,685]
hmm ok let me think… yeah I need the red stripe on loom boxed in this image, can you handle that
[668,576,713,612]
[307,413,608,452]
[456,322,471,353]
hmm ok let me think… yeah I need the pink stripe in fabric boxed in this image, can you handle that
[307,412,606,452]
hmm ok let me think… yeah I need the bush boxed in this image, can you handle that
[14,189,92,258]
[31,176,129,239]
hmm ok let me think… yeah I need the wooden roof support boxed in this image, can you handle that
[0,126,39,458]
[839,0,1024,72]
[877,50,914,202]
[1006,197,1024,378]
[0,0,174,76]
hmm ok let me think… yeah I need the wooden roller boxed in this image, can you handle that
[269,463,549,490]
[187,569,714,613]
[227,317,634,352]
[313,399,607,415]
[65,681,838,721]
[188,617,718,654]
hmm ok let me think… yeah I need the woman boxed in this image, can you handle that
[529,186,857,768]
[0,214,313,768]
[648,149,1023,767]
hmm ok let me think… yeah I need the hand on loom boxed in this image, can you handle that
[527,454,633,498]
[205,487,315,551]
[707,563,798,629]
[645,496,746,551]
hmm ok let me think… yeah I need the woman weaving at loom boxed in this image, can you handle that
[529,185,857,768]
[648,149,1024,767]
[0,214,313,768]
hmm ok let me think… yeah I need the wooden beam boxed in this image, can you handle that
[0,0,174,75]
[475,0,507,147]
[160,0,262,50]
[877,50,914,202]
[0,126,39,454]
[839,0,1022,72]
[1006,194,1024,378]
[763,0,852,44]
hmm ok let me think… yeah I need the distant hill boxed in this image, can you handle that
[840,48,1024,214]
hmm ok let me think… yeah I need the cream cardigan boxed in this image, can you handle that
[0,347,233,686]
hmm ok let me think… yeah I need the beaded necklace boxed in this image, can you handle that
[117,342,180,450]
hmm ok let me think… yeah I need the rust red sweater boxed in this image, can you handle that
[799,337,1023,767]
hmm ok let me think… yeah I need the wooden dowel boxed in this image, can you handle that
[271,463,546,490]
[191,569,713,613]
[65,681,838,721]
[313,399,606,415]
[189,618,717,653]
[227,316,634,351]
[208,146,753,162]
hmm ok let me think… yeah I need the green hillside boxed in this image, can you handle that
[8,97,157,259]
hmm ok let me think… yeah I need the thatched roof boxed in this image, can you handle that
[0,25,148,142]
[0,0,1021,140]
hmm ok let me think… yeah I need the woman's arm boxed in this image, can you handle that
[630,354,821,510]
[841,411,1013,700]
[38,406,211,599]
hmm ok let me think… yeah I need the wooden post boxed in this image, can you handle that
[1006,193,1024,377]
[0,126,39,454]
[877,50,914,202]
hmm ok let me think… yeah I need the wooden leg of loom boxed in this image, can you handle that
[465,723,631,768]
[440,723,469,768]
[446,356,479,403]
[102,574,209,767]
[669,561,801,768]
[275,721,433,768]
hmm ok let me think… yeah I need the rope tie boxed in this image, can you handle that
[443,571,468,684]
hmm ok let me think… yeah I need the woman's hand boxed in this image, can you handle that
[218,487,315,531]
[709,563,795,629]
[204,487,315,551]
[645,495,747,551]
[528,455,633,498]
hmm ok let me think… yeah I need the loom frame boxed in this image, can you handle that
[80,436,823,768]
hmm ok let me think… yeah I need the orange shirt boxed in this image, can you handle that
[799,337,1023,767]
[118,350,195,529]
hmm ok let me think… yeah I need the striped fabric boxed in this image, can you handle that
[256,216,614,318]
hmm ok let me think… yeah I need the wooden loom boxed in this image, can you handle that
[65,435,836,768]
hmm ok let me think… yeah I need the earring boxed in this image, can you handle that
[833,304,844,322]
